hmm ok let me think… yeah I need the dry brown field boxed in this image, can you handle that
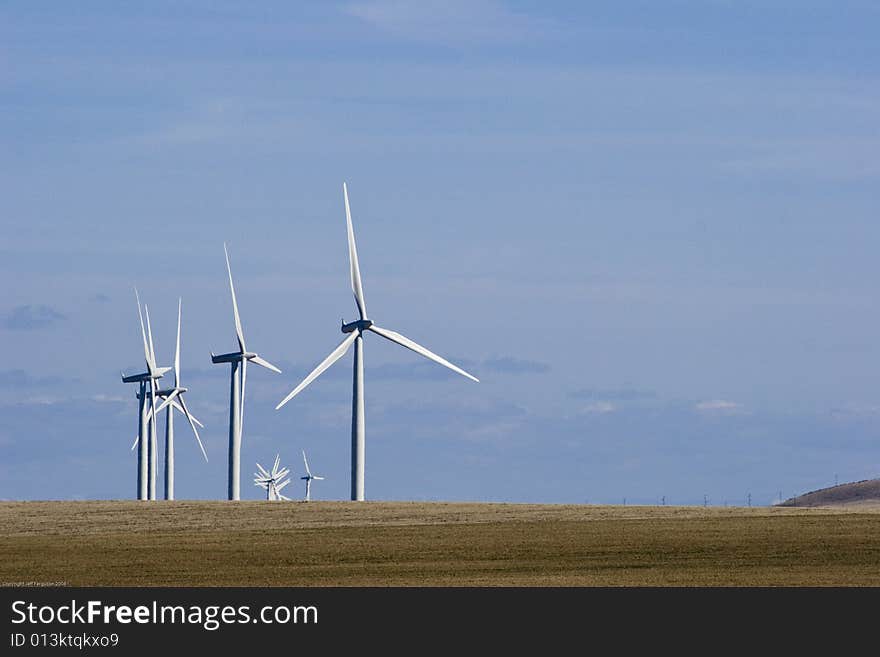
[2,501,880,586]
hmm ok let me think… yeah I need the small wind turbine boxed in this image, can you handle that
[276,183,479,500]
[212,244,281,500]
[254,455,291,501]
[121,289,171,500]
[300,450,325,502]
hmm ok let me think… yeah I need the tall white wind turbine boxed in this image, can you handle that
[300,450,324,502]
[212,244,282,500]
[154,299,208,500]
[121,289,171,500]
[142,303,171,500]
[276,183,479,501]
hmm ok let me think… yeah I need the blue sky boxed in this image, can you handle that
[1,1,879,504]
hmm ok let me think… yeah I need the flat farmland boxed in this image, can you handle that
[2,501,880,586]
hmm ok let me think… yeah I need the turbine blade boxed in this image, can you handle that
[174,298,182,387]
[275,331,358,409]
[135,289,151,369]
[224,243,246,353]
[344,182,368,320]
[273,454,280,475]
[171,399,203,427]
[256,463,269,477]
[302,450,311,476]
[131,434,139,451]
[179,394,208,462]
[250,355,282,374]
[145,305,158,372]
[367,325,479,383]
[276,480,290,492]
[313,476,325,480]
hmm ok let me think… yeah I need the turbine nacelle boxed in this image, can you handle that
[341,319,372,334]
[121,367,170,384]
[121,370,152,384]
[211,350,252,364]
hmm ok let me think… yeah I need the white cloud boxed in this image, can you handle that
[18,396,59,406]
[581,401,617,415]
[695,399,743,412]
[91,394,128,403]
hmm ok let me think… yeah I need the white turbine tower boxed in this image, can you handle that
[212,244,282,500]
[300,450,324,502]
[121,289,170,501]
[254,455,291,501]
[276,183,479,501]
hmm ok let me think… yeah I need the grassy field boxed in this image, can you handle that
[2,501,880,586]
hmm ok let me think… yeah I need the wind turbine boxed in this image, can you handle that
[254,455,291,501]
[154,299,208,500]
[143,303,172,500]
[300,450,325,502]
[276,183,479,501]
[212,244,282,500]
[121,289,170,500]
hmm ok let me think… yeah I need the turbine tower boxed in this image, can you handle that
[300,450,324,502]
[121,290,170,500]
[254,455,291,501]
[276,183,479,501]
[212,244,281,500]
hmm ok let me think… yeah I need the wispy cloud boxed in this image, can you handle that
[3,305,67,330]
[581,401,617,415]
[344,0,551,45]
[90,394,127,404]
[571,387,657,401]
[695,399,744,413]
[90,293,111,304]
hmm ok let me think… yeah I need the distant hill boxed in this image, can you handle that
[780,479,880,507]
